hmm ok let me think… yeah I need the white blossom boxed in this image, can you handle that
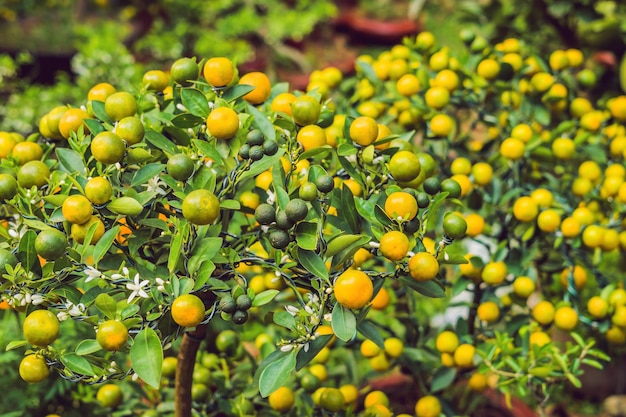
[155,277,168,292]
[126,273,150,303]
[84,266,103,283]
[57,311,70,321]
[30,294,45,305]
[266,190,275,205]
[66,302,85,317]
[143,176,168,196]
[280,344,294,352]
[111,267,130,280]
[285,305,299,316]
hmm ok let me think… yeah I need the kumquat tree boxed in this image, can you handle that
[1,24,626,417]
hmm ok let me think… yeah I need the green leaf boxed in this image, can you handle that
[92,226,119,267]
[5,340,28,351]
[223,84,255,102]
[295,221,318,251]
[220,199,241,210]
[325,234,370,258]
[17,229,38,273]
[91,100,112,124]
[259,349,296,397]
[274,311,296,330]
[357,320,385,349]
[247,103,276,141]
[252,290,279,307]
[131,163,166,187]
[181,88,210,118]
[192,139,224,166]
[431,367,457,392]
[399,275,446,298]
[331,303,357,342]
[296,334,332,371]
[107,197,144,216]
[145,130,179,155]
[172,113,205,129]
[168,222,188,273]
[83,119,105,135]
[75,339,102,355]
[95,293,117,319]
[56,148,86,175]
[297,248,329,280]
[61,353,95,376]
[130,327,163,389]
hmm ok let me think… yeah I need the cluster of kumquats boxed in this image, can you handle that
[0,27,623,417]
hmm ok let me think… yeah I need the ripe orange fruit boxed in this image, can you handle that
[88,82,116,102]
[532,300,555,325]
[207,107,239,140]
[268,386,295,412]
[239,72,271,104]
[334,269,373,309]
[96,320,129,351]
[453,343,476,368]
[408,251,439,281]
[203,57,235,87]
[513,196,539,222]
[96,383,123,407]
[481,261,507,285]
[171,294,205,327]
[85,176,113,205]
[62,194,93,225]
[554,306,578,331]
[182,189,220,225]
[58,108,90,139]
[350,116,378,146]
[415,395,441,417]
[271,92,297,115]
[297,125,327,151]
[71,215,105,244]
[384,191,418,220]
[379,230,410,261]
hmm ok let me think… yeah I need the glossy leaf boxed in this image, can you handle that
[130,327,163,389]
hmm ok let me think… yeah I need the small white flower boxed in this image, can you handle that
[66,302,85,317]
[280,344,294,352]
[31,294,45,305]
[143,176,168,196]
[372,156,385,164]
[57,311,70,321]
[304,305,314,315]
[126,273,150,303]
[131,373,139,381]
[323,313,333,322]
[84,266,103,283]
[285,305,299,316]
[155,277,168,292]
[111,267,130,280]
[176,103,188,112]
[303,342,310,352]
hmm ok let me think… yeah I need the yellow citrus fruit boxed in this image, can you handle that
[23,309,60,347]
[268,386,295,412]
[364,390,389,408]
[464,213,485,237]
[297,125,327,151]
[379,230,410,261]
[384,191,418,220]
[19,354,50,383]
[468,372,488,392]
[62,194,93,225]
[586,296,607,319]
[207,107,239,140]
[370,287,390,310]
[512,276,535,298]
[182,189,220,225]
[532,300,555,325]
[11,141,43,165]
[96,383,123,407]
[334,269,373,310]
[360,338,382,358]
[415,395,441,417]
[114,116,145,146]
[481,261,507,285]
[203,57,235,87]
[560,265,587,290]
[350,116,378,146]
[554,306,578,331]
[71,215,105,244]
[537,209,561,232]
[471,162,493,185]
[477,301,500,323]
[96,320,129,351]
[436,330,459,353]
[454,343,476,368]
[34,228,67,261]
[142,69,169,92]
[58,108,90,139]
[384,337,404,358]
[429,113,455,137]
[171,294,205,327]
[85,176,113,205]
[291,95,321,126]
[88,82,116,102]
[513,196,539,222]
[104,91,137,122]
[408,251,439,281]
[239,72,271,104]
[91,131,126,164]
